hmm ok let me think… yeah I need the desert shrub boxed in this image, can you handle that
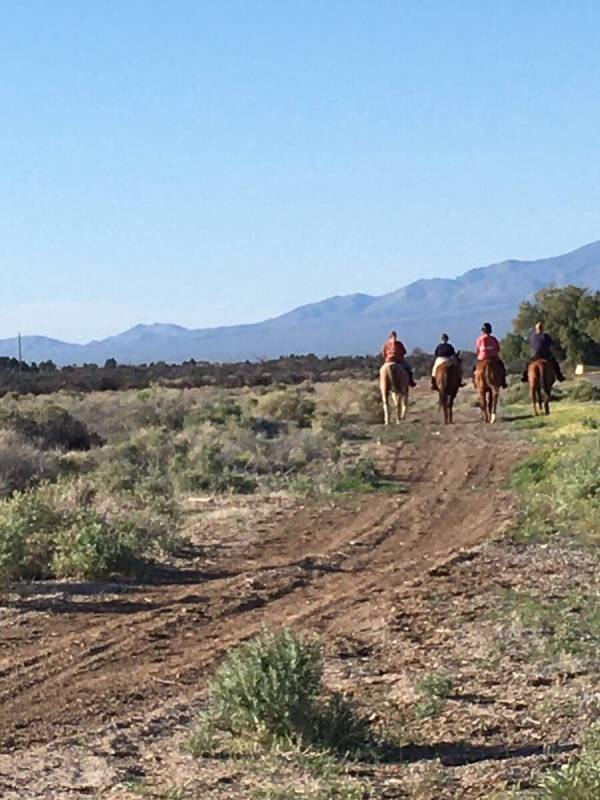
[195,628,376,757]
[175,439,257,494]
[562,380,600,402]
[0,430,56,496]
[256,389,316,428]
[209,627,323,743]
[314,382,360,437]
[185,396,246,427]
[503,383,531,405]
[330,458,404,494]
[0,493,63,580]
[0,480,176,582]
[533,723,600,798]
[133,391,186,431]
[0,405,103,451]
[414,673,454,719]
[96,427,177,504]
[355,385,383,425]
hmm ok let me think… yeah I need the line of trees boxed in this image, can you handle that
[502,285,600,367]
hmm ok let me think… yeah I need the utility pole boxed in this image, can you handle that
[18,332,22,372]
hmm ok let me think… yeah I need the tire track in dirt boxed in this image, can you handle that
[0,394,526,770]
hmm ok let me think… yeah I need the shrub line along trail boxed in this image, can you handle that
[0,387,526,796]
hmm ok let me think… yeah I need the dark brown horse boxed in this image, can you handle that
[474,359,503,423]
[435,356,462,424]
[528,358,554,416]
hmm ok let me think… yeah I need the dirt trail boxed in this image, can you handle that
[0,388,526,797]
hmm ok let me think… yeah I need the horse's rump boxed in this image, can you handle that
[380,362,409,395]
[475,358,503,388]
[528,358,555,393]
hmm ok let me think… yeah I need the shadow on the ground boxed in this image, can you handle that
[381,739,576,766]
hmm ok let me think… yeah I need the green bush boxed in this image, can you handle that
[0,482,175,582]
[175,440,257,494]
[195,628,376,757]
[533,723,600,798]
[330,459,404,494]
[209,627,323,743]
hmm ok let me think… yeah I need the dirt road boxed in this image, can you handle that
[0,389,527,798]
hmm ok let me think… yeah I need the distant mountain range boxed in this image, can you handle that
[3,240,600,365]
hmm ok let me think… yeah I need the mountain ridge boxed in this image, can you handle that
[3,240,600,365]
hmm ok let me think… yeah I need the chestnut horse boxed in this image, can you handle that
[474,359,503,423]
[436,356,462,424]
[379,363,409,425]
[528,358,554,416]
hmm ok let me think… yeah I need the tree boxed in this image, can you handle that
[508,285,600,365]
[104,358,117,369]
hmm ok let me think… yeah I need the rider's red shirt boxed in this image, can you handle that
[475,334,500,360]
[383,339,407,363]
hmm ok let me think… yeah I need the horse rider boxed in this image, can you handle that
[474,322,508,388]
[430,333,462,391]
[521,320,565,383]
[382,331,417,387]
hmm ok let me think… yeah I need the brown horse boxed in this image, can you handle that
[528,358,554,416]
[379,363,410,425]
[436,356,462,424]
[474,359,503,423]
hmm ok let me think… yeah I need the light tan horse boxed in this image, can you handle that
[379,363,410,425]
[528,358,554,416]
[474,359,503,423]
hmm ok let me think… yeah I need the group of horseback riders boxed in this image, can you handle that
[381,321,565,388]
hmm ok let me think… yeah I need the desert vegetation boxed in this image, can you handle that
[0,365,599,798]
[0,381,404,582]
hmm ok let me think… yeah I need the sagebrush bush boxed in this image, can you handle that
[0,430,56,497]
[256,389,316,428]
[0,405,103,451]
[562,380,600,402]
[0,479,176,582]
[196,628,376,757]
[356,385,384,425]
[210,627,323,742]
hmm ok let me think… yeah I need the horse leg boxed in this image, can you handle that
[490,388,499,424]
[531,380,539,416]
[399,391,408,420]
[381,391,389,426]
[393,392,401,424]
[479,388,489,422]
[448,395,454,424]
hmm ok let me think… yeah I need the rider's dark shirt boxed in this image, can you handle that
[529,332,554,359]
[434,342,455,358]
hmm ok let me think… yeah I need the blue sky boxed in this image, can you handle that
[2,0,600,342]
